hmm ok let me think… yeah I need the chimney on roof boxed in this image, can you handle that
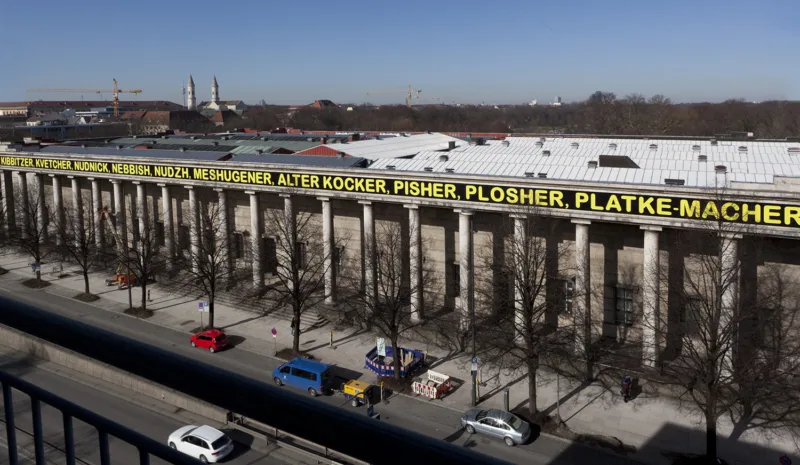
[424,167,433,172]
[387,165,396,170]
[588,161,598,169]
[524,172,534,177]
[710,138,718,146]
[256,149,263,154]
[535,141,543,148]
[501,140,510,147]
[542,150,551,156]
[698,154,707,162]
[448,141,456,150]
[445,168,455,173]
[336,151,346,158]
[439,154,449,162]
[537,173,547,178]
[571,142,579,148]
[715,165,727,174]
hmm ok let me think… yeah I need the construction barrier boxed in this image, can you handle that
[411,370,451,400]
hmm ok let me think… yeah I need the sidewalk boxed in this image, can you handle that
[0,253,794,465]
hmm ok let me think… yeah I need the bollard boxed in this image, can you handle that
[503,388,510,412]
[380,381,385,402]
[330,330,334,348]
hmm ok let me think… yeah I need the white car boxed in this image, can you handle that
[167,425,233,463]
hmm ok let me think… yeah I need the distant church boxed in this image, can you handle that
[186,75,247,115]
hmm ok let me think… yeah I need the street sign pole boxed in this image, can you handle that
[271,328,277,355]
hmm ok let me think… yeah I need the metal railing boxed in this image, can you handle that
[0,296,510,465]
[1,370,198,465]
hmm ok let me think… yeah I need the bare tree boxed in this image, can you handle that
[262,200,333,352]
[474,213,570,418]
[104,202,166,311]
[56,190,100,296]
[9,176,53,286]
[339,221,437,380]
[646,188,758,458]
[727,262,800,442]
[173,201,234,328]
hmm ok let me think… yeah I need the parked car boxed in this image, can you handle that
[460,408,531,446]
[272,357,333,397]
[167,425,233,463]
[190,329,228,353]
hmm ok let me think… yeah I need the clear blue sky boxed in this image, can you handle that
[1,0,796,105]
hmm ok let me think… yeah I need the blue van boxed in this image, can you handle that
[272,358,333,397]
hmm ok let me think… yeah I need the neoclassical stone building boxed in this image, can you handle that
[1,134,799,367]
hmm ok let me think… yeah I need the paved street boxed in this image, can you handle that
[0,253,793,465]
[0,259,643,465]
[0,345,313,465]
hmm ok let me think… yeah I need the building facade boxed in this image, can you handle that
[1,134,799,368]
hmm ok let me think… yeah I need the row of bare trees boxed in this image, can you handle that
[239,94,800,138]
[2,181,799,458]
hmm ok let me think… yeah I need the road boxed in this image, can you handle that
[0,279,640,465]
[0,348,311,465]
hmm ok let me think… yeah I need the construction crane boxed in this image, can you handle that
[27,79,143,117]
[366,85,422,108]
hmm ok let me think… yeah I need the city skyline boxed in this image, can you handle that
[1,0,797,105]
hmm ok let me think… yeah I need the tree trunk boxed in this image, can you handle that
[706,401,718,459]
[208,297,215,328]
[392,334,401,381]
[83,269,90,295]
[36,269,41,286]
[292,305,301,352]
[527,356,539,419]
[141,281,147,311]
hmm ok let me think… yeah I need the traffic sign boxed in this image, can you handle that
[198,302,209,313]
[376,338,386,357]
[271,327,277,337]
[780,455,792,465]
[471,357,478,373]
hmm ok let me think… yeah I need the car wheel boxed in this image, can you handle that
[169,442,176,449]
[308,388,318,397]
[199,456,208,464]
[191,341,196,347]
[209,346,215,353]
[504,437,515,447]
[351,399,359,407]
[465,425,475,434]
[274,377,283,386]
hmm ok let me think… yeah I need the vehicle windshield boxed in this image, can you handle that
[321,370,330,381]
[507,415,523,430]
[475,410,487,421]
[210,436,229,450]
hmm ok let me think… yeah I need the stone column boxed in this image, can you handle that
[360,200,376,307]
[405,204,423,322]
[89,178,103,247]
[186,186,200,274]
[573,220,591,355]
[158,184,174,267]
[35,174,47,244]
[246,191,263,287]
[641,226,662,367]
[50,175,64,245]
[111,180,127,249]
[15,172,29,239]
[459,210,474,332]
[512,214,527,341]
[720,233,741,373]
[1,170,15,236]
[282,194,296,291]
[320,197,335,304]
[69,176,85,248]
[214,188,232,279]
[134,182,149,250]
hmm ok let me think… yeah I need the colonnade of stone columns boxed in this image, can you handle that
[0,172,750,368]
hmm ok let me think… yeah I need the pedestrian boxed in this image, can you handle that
[621,375,632,402]
[291,317,298,337]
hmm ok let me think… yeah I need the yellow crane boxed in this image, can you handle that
[27,79,143,117]
[366,85,422,108]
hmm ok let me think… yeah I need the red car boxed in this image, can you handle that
[190,329,228,353]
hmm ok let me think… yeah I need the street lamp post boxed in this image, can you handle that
[470,215,477,407]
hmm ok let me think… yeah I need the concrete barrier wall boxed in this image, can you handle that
[0,324,229,423]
